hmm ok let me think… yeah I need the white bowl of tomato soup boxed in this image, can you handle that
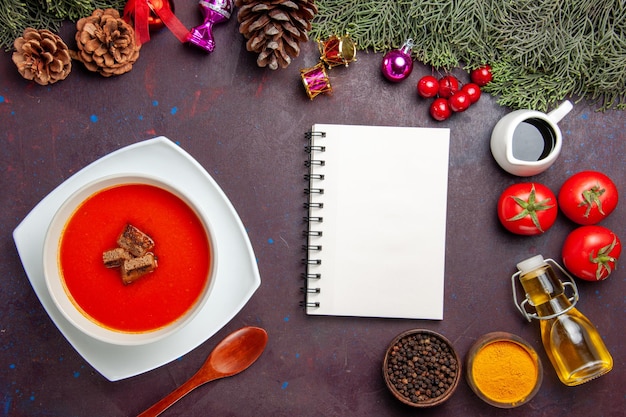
[43,173,216,346]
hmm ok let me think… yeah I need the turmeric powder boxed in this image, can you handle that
[471,340,538,405]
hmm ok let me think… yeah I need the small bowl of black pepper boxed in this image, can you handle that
[383,329,461,408]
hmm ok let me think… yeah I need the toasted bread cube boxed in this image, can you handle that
[102,248,132,268]
[117,224,155,257]
[121,252,158,284]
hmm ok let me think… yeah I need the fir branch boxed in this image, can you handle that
[311,0,626,111]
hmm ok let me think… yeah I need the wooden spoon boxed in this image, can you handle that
[137,326,268,417]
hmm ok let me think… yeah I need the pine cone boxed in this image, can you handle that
[72,9,140,77]
[235,0,317,70]
[12,28,72,85]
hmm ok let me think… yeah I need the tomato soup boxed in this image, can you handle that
[59,183,211,333]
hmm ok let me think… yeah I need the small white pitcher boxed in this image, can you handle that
[490,100,573,177]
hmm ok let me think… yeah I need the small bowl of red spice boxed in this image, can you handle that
[383,329,461,407]
[465,332,543,408]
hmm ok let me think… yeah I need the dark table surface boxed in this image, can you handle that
[1,6,624,417]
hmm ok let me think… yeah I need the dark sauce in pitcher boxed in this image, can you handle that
[511,118,556,161]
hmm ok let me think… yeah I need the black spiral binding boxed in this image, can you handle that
[301,130,325,309]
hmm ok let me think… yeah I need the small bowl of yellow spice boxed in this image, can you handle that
[465,332,543,408]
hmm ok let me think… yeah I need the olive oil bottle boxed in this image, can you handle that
[513,255,613,386]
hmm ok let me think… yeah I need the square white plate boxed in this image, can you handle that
[13,137,261,381]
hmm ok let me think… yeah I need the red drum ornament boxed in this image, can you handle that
[318,34,357,68]
[300,62,332,100]
[381,38,415,82]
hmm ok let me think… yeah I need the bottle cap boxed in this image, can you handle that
[516,255,546,274]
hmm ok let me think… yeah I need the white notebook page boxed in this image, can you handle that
[305,124,450,319]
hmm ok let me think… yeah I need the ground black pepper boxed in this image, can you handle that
[385,331,459,404]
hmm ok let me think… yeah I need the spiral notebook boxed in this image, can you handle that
[302,124,450,319]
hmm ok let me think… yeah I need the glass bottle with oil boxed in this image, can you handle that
[512,255,613,386]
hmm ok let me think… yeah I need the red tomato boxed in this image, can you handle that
[438,76,459,98]
[429,98,451,121]
[558,171,619,225]
[497,183,558,235]
[461,83,481,103]
[417,75,439,98]
[449,91,471,112]
[562,225,621,281]
[470,65,492,86]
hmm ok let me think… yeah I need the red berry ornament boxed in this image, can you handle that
[417,75,439,98]
[430,98,451,121]
[449,91,471,112]
[470,65,492,87]
[461,83,481,103]
[438,75,459,98]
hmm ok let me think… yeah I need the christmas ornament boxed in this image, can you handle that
[448,90,471,112]
[300,62,332,100]
[416,75,439,98]
[438,75,459,98]
[470,65,493,86]
[187,0,234,52]
[236,0,318,70]
[123,0,175,32]
[430,98,451,121]
[317,34,357,68]
[299,33,357,99]
[123,0,189,45]
[417,73,484,121]
[12,28,71,85]
[72,9,141,77]
[461,83,482,103]
[381,38,414,82]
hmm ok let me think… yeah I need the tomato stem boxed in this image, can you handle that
[589,236,618,280]
[506,184,555,233]
[579,184,606,218]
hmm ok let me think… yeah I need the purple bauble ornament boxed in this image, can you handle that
[187,0,234,52]
[381,39,415,82]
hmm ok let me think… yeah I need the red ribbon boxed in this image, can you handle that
[153,2,189,43]
[125,0,189,45]
[133,0,150,45]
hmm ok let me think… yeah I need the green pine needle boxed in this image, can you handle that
[310,0,626,111]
